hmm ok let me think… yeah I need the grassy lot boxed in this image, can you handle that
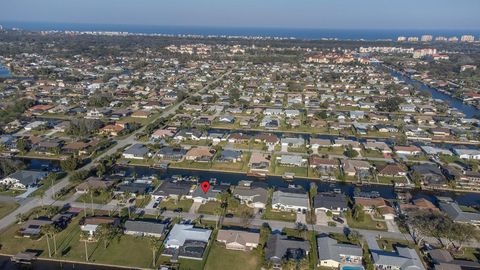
[135,195,152,208]
[0,202,19,219]
[171,160,212,170]
[204,242,260,270]
[376,238,415,252]
[198,201,222,215]
[159,198,193,212]
[274,165,308,177]
[361,149,385,158]
[226,202,254,217]
[346,213,387,231]
[452,247,480,262]
[317,147,344,155]
[0,189,26,197]
[76,191,113,205]
[263,208,296,222]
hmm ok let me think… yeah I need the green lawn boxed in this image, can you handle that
[204,242,260,270]
[76,191,113,205]
[135,195,152,208]
[346,213,387,231]
[0,202,19,219]
[452,247,480,262]
[171,160,212,170]
[263,208,296,222]
[159,198,193,212]
[198,201,222,215]
[376,238,415,252]
[0,189,26,197]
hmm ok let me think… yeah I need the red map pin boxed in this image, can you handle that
[200,181,210,193]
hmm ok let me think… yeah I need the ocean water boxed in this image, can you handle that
[1,21,479,40]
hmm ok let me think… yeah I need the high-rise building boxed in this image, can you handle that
[435,36,447,42]
[421,35,433,42]
[413,48,437,59]
[448,36,459,42]
[407,37,419,42]
[397,36,406,42]
[461,35,475,42]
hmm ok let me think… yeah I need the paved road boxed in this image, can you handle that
[0,70,232,232]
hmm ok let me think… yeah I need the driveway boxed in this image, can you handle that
[316,211,328,226]
[189,201,202,214]
[296,212,306,224]
[385,219,400,233]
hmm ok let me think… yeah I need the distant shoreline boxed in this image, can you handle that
[1,21,479,41]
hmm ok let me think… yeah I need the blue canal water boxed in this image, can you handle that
[0,63,11,78]
[389,69,480,118]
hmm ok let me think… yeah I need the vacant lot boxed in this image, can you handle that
[204,242,260,270]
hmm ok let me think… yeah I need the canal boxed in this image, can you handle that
[0,63,12,78]
[15,155,480,207]
[387,67,480,118]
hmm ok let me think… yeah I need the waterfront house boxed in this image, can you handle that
[453,149,480,160]
[265,234,310,268]
[185,146,215,162]
[313,192,348,214]
[354,197,396,220]
[189,184,229,204]
[163,224,212,260]
[0,170,48,190]
[377,164,407,177]
[151,180,192,200]
[277,155,307,167]
[342,160,372,177]
[216,149,242,163]
[157,146,187,161]
[80,217,120,236]
[233,181,268,209]
[411,164,447,188]
[399,198,439,216]
[249,152,271,175]
[317,234,363,268]
[272,187,309,212]
[122,144,150,160]
[124,220,166,238]
[217,229,260,251]
[438,199,480,226]
[394,146,422,156]
[75,177,114,193]
[151,128,176,140]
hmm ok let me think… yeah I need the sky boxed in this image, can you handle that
[1,0,479,30]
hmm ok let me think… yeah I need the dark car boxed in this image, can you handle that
[333,216,344,224]
[225,213,234,218]
[173,208,183,213]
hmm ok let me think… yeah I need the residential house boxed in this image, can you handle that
[124,220,166,238]
[438,200,480,226]
[371,246,425,270]
[453,149,480,160]
[411,164,448,188]
[122,144,150,160]
[277,155,307,167]
[185,146,214,162]
[217,229,260,251]
[151,181,192,200]
[163,224,212,260]
[233,181,268,209]
[75,177,114,193]
[265,234,310,268]
[0,170,48,189]
[80,217,120,236]
[394,146,422,156]
[354,197,396,220]
[342,160,372,177]
[217,150,242,163]
[272,187,309,212]
[249,152,271,175]
[317,235,363,268]
[157,146,187,161]
[313,192,348,214]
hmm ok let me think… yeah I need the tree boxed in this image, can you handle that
[352,204,365,222]
[309,183,317,200]
[149,236,161,268]
[41,225,54,257]
[16,138,29,153]
[96,223,112,249]
[80,231,90,262]
[344,145,359,158]
[239,208,254,228]
[450,223,480,251]
[348,230,362,246]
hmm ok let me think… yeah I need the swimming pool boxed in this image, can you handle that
[341,265,365,270]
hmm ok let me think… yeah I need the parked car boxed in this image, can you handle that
[333,216,344,224]
[225,213,234,218]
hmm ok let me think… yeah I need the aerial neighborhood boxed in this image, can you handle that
[0,27,480,270]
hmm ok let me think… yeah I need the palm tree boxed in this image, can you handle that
[96,223,112,249]
[45,224,61,256]
[41,225,53,257]
[80,231,90,262]
[148,236,161,268]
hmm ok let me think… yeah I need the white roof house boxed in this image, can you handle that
[164,224,212,249]
[272,188,309,212]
